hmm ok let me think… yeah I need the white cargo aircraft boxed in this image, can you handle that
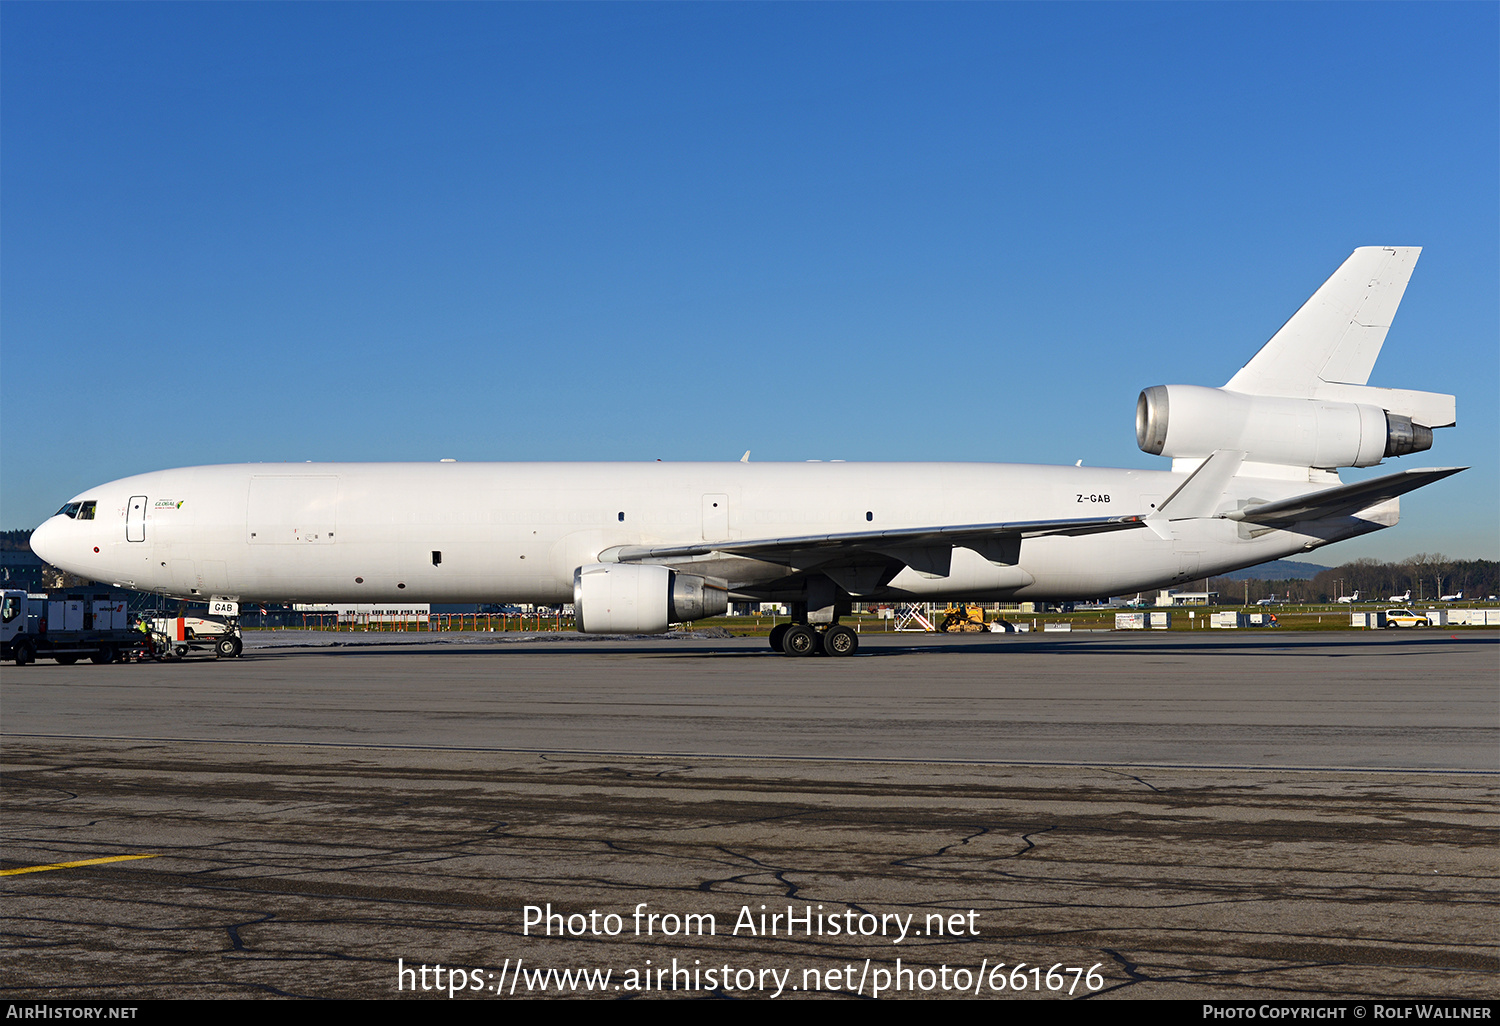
[30,247,1463,657]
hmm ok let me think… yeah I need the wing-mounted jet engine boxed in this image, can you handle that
[573,563,728,634]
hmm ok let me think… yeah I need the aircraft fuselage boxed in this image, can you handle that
[30,460,1371,606]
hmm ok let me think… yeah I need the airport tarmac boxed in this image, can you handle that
[3,631,1497,1000]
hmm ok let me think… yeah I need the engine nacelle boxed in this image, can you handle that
[573,563,728,634]
[1136,385,1433,468]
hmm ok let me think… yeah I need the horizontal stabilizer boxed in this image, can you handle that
[1301,382,1455,429]
[1224,467,1466,526]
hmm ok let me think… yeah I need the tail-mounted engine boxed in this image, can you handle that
[573,563,728,634]
[1136,385,1434,468]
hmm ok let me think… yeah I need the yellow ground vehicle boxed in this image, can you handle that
[938,604,988,633]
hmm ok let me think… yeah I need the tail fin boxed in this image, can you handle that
[1228,247,1419,395]
[1137,247,1457,474]
[1225,247,1454,428]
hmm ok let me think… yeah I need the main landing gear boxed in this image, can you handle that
[767,622,859,658]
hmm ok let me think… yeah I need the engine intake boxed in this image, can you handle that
[573,563,728,634]
[1136,385,1434,468]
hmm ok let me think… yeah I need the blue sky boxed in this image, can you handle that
[3,3,1496,562]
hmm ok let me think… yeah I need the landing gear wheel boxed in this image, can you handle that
[822,625,859,657]
[781,624,821,657]
[216,638,236,658]
[768,623,790,653]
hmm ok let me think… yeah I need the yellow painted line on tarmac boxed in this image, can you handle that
[1,854,159,876]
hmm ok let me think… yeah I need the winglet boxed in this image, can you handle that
[1144,449,1246,538]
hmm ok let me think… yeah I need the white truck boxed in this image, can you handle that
[2,587,144,665]
[2,588,244,664]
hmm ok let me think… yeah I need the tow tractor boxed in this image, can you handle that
[145,612,244,659]
[938,603,989,633]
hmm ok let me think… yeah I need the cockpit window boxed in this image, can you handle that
[55,502,82,519]
[78,501,97,521]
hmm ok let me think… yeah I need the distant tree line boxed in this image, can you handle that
[1206,555,1498,605]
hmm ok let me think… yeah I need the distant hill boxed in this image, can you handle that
[1215,559,1329,581]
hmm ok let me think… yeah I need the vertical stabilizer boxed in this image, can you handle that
[1139,246,1454,475]
[1225,247,1420,397]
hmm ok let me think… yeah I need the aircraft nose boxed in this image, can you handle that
[29,516,62,566]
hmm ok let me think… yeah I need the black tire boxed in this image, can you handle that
[90,647,116,665]
[55,653,79,666]
[782,624,821,657]
[14,644,33,667]
[230,636,242,658]
[823,625,859,657]
[215,637,237,658]
[768,623,790,652]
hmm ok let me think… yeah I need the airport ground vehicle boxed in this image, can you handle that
[2,588,244,663]
[147,615,243,659]
[2,588,145,665]
[1381,608,1431,628]
[938,604,988,632]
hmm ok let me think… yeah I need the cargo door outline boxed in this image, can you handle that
[702,494,729,541]
[126,496,147,542]
[247,477,339,544]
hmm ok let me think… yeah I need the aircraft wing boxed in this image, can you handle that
[603,513,1146,569]
[1223,467,1467,526]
